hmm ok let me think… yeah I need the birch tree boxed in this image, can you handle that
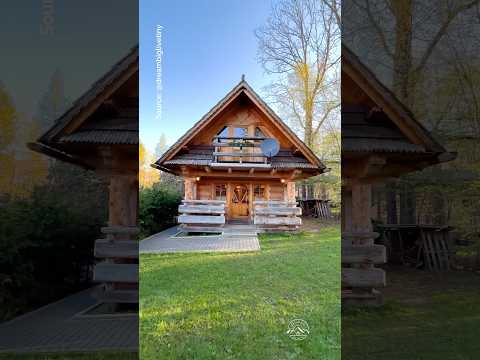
[256,0,340,148]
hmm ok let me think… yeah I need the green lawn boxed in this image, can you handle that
[0,352,137,360]
[140,227,340,360]
[342,268,480,360]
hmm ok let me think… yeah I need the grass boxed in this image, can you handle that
[0,352,137,359]
[140,226,340,360]
[342,268,480,360]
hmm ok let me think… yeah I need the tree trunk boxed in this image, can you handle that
[391,0,414,107]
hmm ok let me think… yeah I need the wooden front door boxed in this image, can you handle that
[231,184,249,218]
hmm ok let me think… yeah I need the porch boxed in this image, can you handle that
[139,223,260,254]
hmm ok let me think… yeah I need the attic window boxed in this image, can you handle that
[255,127,265,138]
[217,126,228,142]
[233,127,248,138]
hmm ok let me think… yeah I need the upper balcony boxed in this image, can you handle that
[211,135,270,166]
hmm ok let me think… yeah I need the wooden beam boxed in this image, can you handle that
[341,245,386,264]
[228,168,232,174]
[94,240,138,258]
[255,207,302,216]
[178,205,225,214]
[254,216,301,225]
[249,168,255,174]
[93,263,138,283]
[178,214,226,224]
[342,268,386,288]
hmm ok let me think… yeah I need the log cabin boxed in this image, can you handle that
[153,77,327,232]
[341,44,456,306]
[28,46,139,305]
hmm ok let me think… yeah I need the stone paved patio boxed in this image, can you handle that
[0,287,137,353]
[140,225,261,254]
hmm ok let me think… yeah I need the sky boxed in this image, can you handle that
[0,1,138,119]
[140,0,276,152]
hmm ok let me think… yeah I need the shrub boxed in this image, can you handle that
[0,187,104,321]
[139,183,182,237]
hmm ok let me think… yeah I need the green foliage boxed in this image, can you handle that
[139,183,182,237]
[0,187,103,321]
[0,161,108,322]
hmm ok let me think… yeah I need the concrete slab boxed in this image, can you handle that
[0,287,137,353]
[140,225,261,254]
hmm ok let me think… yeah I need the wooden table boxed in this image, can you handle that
[375,224,453,271]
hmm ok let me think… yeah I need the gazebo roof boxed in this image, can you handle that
[29,46,139,169]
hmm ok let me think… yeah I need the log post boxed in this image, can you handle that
[184,177,196,200]
[286,181,296,202]
[342,180,385,306]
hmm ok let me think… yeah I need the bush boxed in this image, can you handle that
[0,188,104,321]
[139,183,182,237]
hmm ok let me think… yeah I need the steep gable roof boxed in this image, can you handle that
[155,78,325,170]
[36,45,138,146]
[28,46,138,168]
[342,44,447,155]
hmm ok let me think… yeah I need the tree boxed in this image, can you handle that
[0,82,16,195]
[344,0,480,224]
[36,69,70,133]
[256,0,340,148]
[140,142,159,188]
[154,133,168,158]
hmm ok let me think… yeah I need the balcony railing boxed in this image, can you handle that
[212,136,268,164]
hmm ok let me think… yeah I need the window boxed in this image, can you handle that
[233,127,247,138]
[254,184,266,201]
[215,184,227,201]
[216,126,228,143]
[255,127,265,138]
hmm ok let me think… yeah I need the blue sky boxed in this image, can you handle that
[140,0,276,152]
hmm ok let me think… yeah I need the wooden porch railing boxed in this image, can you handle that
[341,232,386,306]
[93,226,139,303]
[253,200,302,231]
[212,136,267,164]
[178,199,226,232]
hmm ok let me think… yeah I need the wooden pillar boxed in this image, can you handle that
[108,174,138,227]
[286,181,296,202]
[351,181,372,243]
[342,179,385,306]
[184,177,196,200]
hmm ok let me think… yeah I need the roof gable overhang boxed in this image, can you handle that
[155,79,325,171]
[40,46,138,144]
[29,46,139,168]
[342,44,447,155]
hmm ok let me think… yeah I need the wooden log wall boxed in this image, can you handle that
[253,200,301,232]
[93,174,139,304]
[178,199,226,232]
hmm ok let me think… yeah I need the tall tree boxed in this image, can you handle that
[256,0,340,148]
[154,133,168,158]
[36,69,70,132]
[345,0,480,223]
[0,82,16,195]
